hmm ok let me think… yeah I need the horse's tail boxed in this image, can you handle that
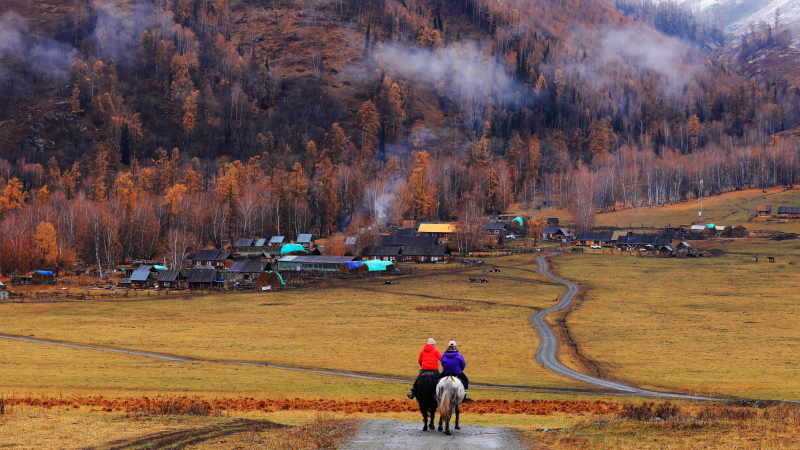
[438,378,453,419]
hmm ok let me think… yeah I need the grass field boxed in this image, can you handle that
[0,255,588,396]
[528,401,800,449]
[552,239,800,400]
[515,187,800,234]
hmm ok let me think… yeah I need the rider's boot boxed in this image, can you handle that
[462,391,472,403]
[407,384,415,399]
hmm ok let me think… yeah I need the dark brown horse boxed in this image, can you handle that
[414,371,438,431]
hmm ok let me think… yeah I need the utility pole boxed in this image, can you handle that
[699,179,704,217]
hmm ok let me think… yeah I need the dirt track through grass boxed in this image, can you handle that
[530,253,717,401]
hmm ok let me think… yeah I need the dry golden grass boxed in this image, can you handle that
[514,186,800,234]
[0,409,357,450]
[529,402,800,449]
[0,255,584,395]
[551,239,800,399]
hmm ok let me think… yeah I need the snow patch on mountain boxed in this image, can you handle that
[675,0,800,34]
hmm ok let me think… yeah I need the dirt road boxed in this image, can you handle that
[532,253,714,400]
[341,419,524,450]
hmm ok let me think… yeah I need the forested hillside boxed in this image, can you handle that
[0,0,799,274]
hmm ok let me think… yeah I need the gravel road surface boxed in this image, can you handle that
[532,252,715,400]
[341,419,524,450]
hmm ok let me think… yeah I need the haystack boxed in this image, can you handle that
[254,271,285,289]
[339,261,365,274]
[362,260,394,272]
[280,243,306,255]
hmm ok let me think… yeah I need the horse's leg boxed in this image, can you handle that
[445,415,451,435]
[438,412,443,432]
[454,405,460,430]
[421,405,428,431]
[428,406,435,431]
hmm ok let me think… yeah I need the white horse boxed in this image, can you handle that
[436,375,465,435]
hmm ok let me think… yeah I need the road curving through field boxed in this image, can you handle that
[532,252,715,400]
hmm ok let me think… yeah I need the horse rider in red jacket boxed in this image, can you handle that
[407,338,441,399]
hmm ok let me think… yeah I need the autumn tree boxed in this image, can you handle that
[183,90,199,136]
[326,123,349,163]
[588,117,616,156]
[409,151,437,220]
[358,100,380,160]
[35,185,50,203]
[34,221,58,269]
[689,114,700,151]
[181,168,202,193]
[526,215,547,245]
[453,194,486,253]
[90,148,110,202]
[164,183,188,218]
[0,177,24,214]
[569,165,596,232]
[112,172,138,211]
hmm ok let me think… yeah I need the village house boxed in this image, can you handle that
[236,238,254,253]
[31,270,56,285]
[483,222,508,236]
[689,224,705,234]
[391,228,418,237]
[400,245,451,263]
[130,265,162,288]
[156,270,185,289]
[676,241,694,256]
[296,234,315,249]
[0,281,7,300]
[361,246,402,262]
[380,235,437,248]
[574,232,617,247]
[542,226,570,240]
[192,250,234,268]
[268,236,286,247]
[547,218,560,226]
[187,266,219,290]
[228,261,268,282]
[417,223,456,241]
[235,238,269,254]
[277,255,358,271]
[758,205,772,218]
[615,235,673,253]
[777,206,800,219]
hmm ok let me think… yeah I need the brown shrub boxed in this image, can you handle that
[698,405,758,421]
[5,395,621,416]
[415,305,470,312]
[618,402,688,421]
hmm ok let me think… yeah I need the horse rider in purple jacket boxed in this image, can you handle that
[439,340,472,403]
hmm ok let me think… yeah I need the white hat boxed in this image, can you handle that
[427,338,436,345]
[448,340,457,347]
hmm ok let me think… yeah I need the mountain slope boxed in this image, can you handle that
[680,0,800,34]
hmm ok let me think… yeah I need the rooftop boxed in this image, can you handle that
[417,223,455,234]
